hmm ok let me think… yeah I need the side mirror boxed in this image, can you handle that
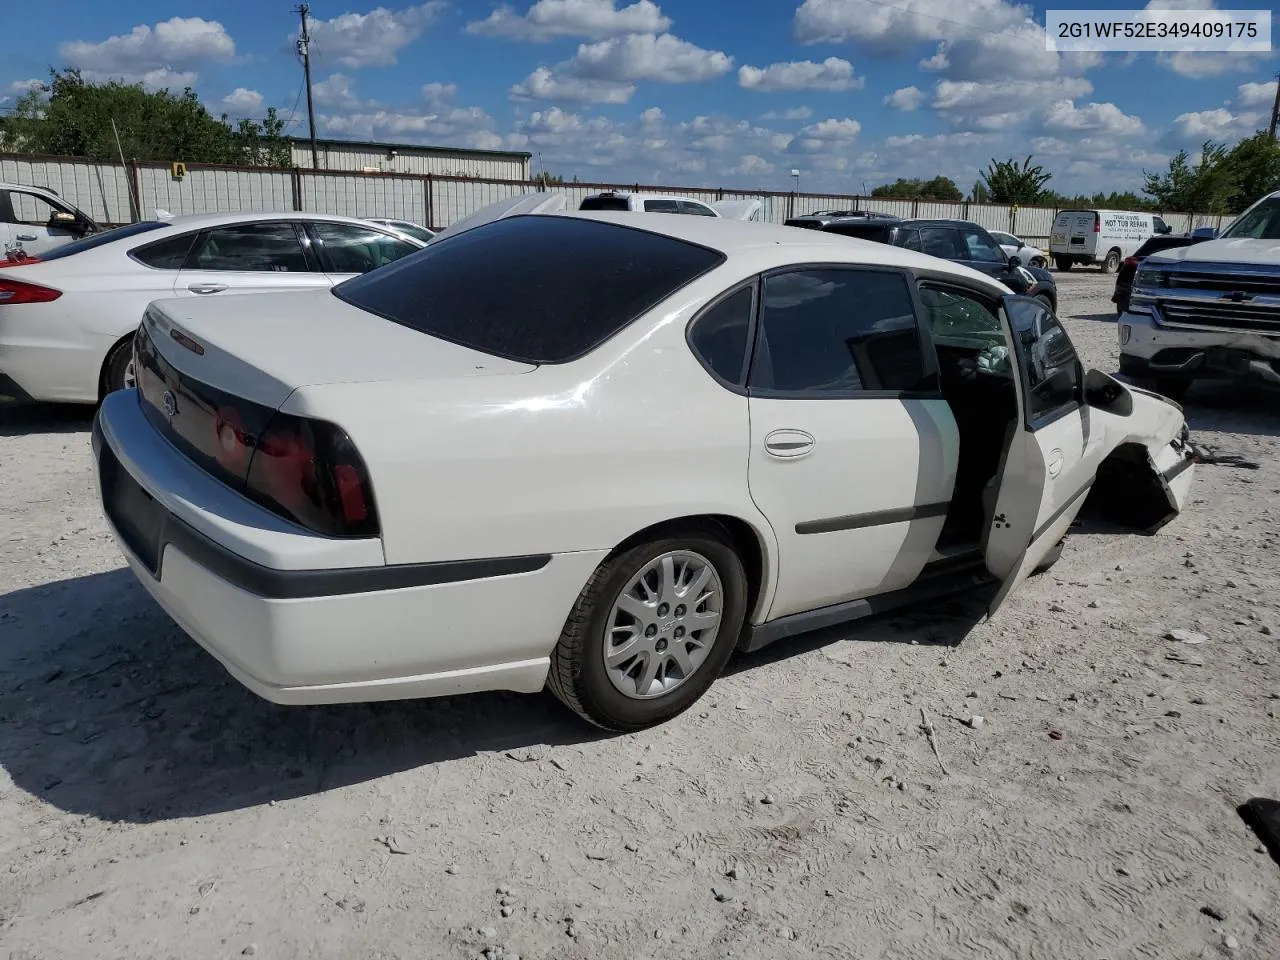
[1017,240,1025,249]
[1008,255,1022,268]
[1084,368,1133,416]
[48,211,88,235]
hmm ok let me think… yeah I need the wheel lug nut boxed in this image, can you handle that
[657,603,670,617]
[674,605,686,618]
[655,639,668,652]
[674,626,685,639]
[645,624,658,638]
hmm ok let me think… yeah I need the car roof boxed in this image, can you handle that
[0,181,61,194]
[558,210,1011,292]
[149,210,407,231]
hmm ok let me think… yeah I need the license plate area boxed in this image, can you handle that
[99,444,165,575]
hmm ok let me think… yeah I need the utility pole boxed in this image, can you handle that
[295,3,319,168]
[1269,71,1280,140]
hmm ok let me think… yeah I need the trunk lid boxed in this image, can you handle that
[143,287,535,409]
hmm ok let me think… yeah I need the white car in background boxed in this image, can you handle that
[93,205,1194,731]
[580,191,763,220]
[989,230,1047,269]
[364,218,435,243]
[1,182,100,261]
[0,211,422,404]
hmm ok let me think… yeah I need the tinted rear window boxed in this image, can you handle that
[580,196,630,211]
[32,221,166,261]
[333,215,725,364]
[1134,236,1193,258]
[822,223,891,243]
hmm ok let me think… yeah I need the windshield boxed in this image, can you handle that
[22,221,166,261]
[1220,196,1280,239]
[334,215,725,364]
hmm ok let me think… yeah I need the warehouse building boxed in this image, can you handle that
[289,137,531,180]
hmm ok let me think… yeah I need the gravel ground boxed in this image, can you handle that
[2,270,1278,960]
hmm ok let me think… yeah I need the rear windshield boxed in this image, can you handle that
[333,215,725,364]
[1134,236,1193,258]
[784,219,824,229]
[579,196,630,211]
[29,221,166,261]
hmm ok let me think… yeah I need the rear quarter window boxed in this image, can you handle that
[580,196,631,211]
[334,215,726,364]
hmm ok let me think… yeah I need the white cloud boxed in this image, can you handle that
[1043,100,1145,136]
[511,32,731,103]
[931,78,1090,120]
[1170,107,1263,142]
[732,154,774,176]
[760,106,813,121]
[922,22,1103,81]
[793,0,1025,48]
[313,73,365,110]
[639,106,664,126]
[302,2,444,68]
[510,66,634,103]
[798,117,861,139]
[221,87,264,114]
[519,106,585,134]
[59,17,235,85]
[1236,80,1278,109]
[6,78,44,95]
[1156,50,1270,78]
[466,0,670,41]
[421,82,458,104]
[738,57,862,92]
[884,86,923,111]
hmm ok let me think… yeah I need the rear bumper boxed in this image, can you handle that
[1119,309,1280,386]
[93,392,606,705]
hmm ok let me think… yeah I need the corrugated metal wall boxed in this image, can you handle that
[290,143,529,180]
[2,153,1228,241]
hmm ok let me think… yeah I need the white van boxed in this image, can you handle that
[1049,209,1170,273]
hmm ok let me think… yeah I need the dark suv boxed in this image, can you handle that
[785,213,1058,311]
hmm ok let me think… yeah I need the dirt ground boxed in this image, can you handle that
[2,270,1278,960]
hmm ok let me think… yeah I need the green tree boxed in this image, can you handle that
[979,155,1052,204]
[0,69,290,167]
[1142,141,1235,213]
[532,171,564,188]
[1224,131,1280,211]
[871,176,961,201]
[970,180,990,203]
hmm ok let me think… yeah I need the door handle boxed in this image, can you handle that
[16,234,36,241]
[187,283,228,295]
[764,429,815,459]
[1047,449,1064,478]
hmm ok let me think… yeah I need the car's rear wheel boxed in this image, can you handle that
[1054,256,1072,271]
[1100,250,1121,274]
[1029,256,1045,268]
[548,524,747,731]
[102,336,136,398]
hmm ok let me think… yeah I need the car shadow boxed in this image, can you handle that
[1181,381,1280,439]
[0,401,94,438]
[1071,312,1121,323]
[0,569,609,824]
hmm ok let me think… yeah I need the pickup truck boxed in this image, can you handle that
[1,182,99,261]
[1118,191,1280,400]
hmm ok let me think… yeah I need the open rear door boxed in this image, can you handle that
[984,296,1108,616]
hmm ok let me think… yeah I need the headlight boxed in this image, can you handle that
[1133,266,1167,289]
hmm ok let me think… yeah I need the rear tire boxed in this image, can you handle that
[1029,256,1045,268]
[1100,250,1121,274]
[101,336,136,399]
[548,523,748,732]
[1054,256,1073,272]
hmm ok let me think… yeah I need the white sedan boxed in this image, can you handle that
[0,211,422,404]
[990,230,1047,268]
[92,207,1195,731]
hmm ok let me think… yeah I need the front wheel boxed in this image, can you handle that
[548,524,748,731]
[1029,256,1045,269]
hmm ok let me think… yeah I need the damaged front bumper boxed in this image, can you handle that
[1119,310,1280,388]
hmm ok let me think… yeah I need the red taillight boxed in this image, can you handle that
[212,405,251,474]
[1123,257,1138,268]
[0,278,61,304]
[1092,216,1100,233]
[244,413,378,537]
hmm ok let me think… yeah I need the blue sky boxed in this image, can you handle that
[2,1,1276,195]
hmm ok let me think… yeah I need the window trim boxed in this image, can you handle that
[744,262,942,402]
[180,220,321,274]
[684,278,760,392]
[300,220,419,274]
[4,188,68,227]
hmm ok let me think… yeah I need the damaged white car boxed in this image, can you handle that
[92,203,1195,731]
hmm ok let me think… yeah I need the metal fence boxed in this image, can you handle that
[2,152,1230,244]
